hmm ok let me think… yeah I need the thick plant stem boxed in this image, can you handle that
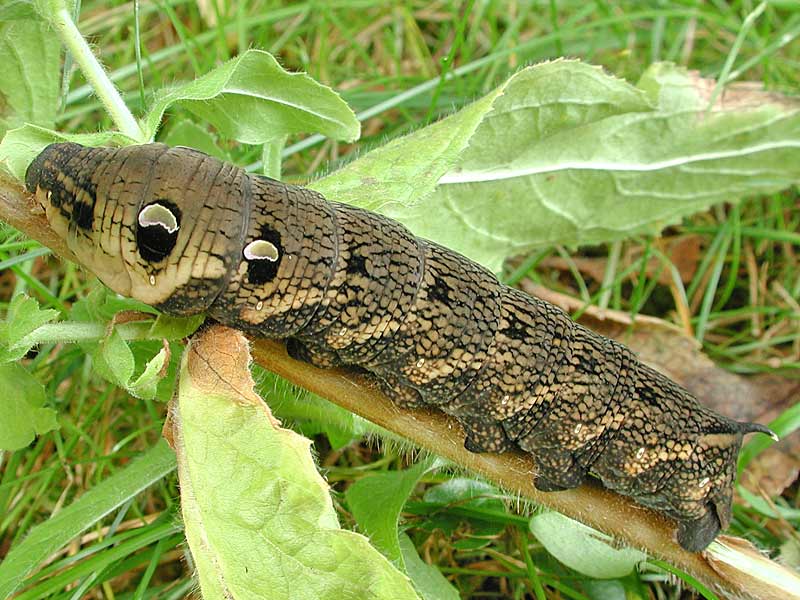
[50,8,144,141]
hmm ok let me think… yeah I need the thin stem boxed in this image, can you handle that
[133,0,146,110]
[706,2,766,113]
[598,240,622,312]
[18,321,154,347]
[261,136,287,179]
[50,8,144,141]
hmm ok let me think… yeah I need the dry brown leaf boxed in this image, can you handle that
[540,235,702,286]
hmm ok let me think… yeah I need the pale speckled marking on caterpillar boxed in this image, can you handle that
[25,142,775,552]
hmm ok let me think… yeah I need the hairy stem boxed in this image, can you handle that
[50,8,144,141]
[18,321,154,347]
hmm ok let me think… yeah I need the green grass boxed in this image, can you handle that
[1,1,799,598]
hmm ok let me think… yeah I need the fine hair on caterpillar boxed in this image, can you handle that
[25,141,776,552]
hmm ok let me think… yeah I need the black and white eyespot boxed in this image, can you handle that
[136,201,181,263]
[244,228,282,286]
[244,240,280,262]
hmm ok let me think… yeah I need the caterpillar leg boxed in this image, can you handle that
[530,449,586,493]
[375,373,425,409]
[676,505,721,552]
[533,475,575,493]
[286,338,342,368]
[457,417,515,454]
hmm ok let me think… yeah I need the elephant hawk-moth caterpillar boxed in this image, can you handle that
[25,142,774,552]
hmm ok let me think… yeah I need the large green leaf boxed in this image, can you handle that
[0,15,61,138]
[172,326,418,600]
[0,440,176,598]
[143,49,360,144]
[314,60,800,271]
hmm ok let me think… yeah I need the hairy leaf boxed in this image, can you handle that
[170,326,418,600]
[0,294,58,363]
[143,49,360,144]
[0,15,61,137]
[315,60,800,271]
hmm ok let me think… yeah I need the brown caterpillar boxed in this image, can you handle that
[25,142,774,552]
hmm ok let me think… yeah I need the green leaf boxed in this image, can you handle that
[584,580,628,600]
[315,60,800,272]
[143,49,360,145]
[0,16,61,137]
[70,284,158,323]
[33,0,71,18]
[399,534,460,600]
[423,477,504,511]
[312,85,503,212]
[346,457,438,567]
[0,123,136,180]
[173,327,418,600]
[0,362,57,450]
[529,512,646,579]
[0,1,38,20]
[0,294,59,363]
[127,345,169,400]
[93,328,135,389]
[0,440,176,599]
[89,328,174,401]
[159,118,230,161]
[422,477,505,540]
[148,314,205,340]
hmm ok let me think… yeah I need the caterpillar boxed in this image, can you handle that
[25,142,773,552]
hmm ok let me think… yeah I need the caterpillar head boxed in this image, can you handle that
[25,142,248,315]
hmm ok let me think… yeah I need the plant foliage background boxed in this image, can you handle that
[0,1,799,599]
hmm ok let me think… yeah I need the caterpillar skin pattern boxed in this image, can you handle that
[26,142,773,552]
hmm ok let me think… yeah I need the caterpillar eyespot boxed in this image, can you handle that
[244,240,280,262]
[26,141,775,553]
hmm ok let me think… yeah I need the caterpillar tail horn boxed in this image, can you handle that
[739,421,779,442]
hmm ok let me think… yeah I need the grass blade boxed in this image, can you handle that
[0,440,176,599]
